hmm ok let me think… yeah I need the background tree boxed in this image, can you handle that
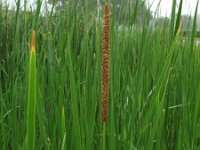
[113,0,152,25]
[47,0,152,26]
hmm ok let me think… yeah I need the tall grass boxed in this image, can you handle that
[0,0,200,149]
[26,31,37,150]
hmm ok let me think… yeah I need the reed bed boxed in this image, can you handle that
[0,0,200,149]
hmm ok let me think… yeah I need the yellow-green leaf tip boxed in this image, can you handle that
[31,31,36,53]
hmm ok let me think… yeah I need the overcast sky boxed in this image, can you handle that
[148,0,199,17]
[2,0,200,17]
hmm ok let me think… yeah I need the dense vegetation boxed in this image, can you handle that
[0,0,200,149]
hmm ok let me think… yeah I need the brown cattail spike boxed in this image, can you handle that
[102,3,110,123]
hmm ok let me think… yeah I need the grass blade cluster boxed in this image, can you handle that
[26,31,37,150]
[0,0,200,149]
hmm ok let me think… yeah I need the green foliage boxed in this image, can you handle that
[48,0,152,26]
[26,33,37,150]
[111,0,153,25]
[0,0,200,149]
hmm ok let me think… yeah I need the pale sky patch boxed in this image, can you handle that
[147,0,199,17]
[1,0,200,17]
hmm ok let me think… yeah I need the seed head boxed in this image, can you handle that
[102,3,110,123]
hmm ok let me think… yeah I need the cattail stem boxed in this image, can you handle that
[103,122,106,150]
[102,3,110,123]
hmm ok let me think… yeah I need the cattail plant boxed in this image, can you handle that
[101,3,110,150]
[102,3,110,123]
[26,31,37,150]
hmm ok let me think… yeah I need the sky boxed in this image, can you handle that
[147,0,199,17]
[1,0,200,17]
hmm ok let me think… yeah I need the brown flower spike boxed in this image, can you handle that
[102,3,110,123]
